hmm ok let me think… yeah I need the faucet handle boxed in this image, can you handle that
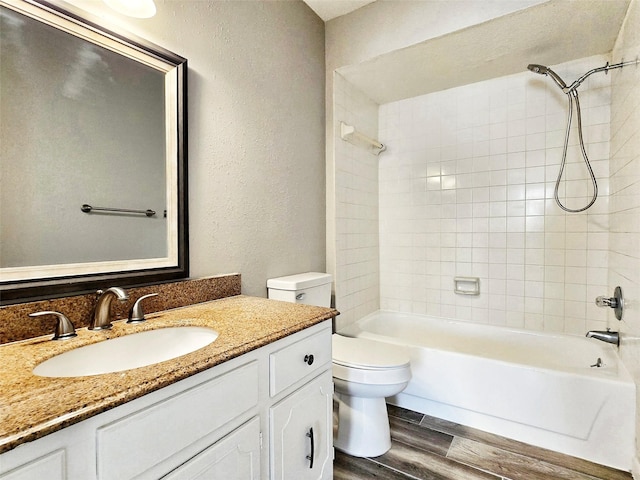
[128,293,159,323]
[595,296,618,308]
[29,311,77,340]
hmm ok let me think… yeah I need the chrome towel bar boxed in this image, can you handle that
[81,204,156,217]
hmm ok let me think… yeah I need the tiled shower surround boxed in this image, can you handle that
[377,54,611,334]
[611,2,640,384]
[336,54,618,335]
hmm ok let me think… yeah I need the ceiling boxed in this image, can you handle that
[336,0,632,104]
[302,0,376,21]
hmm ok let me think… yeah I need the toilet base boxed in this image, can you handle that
[334,393,391,458]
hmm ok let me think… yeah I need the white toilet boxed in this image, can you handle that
[267,272,411,458]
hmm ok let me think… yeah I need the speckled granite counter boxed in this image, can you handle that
[0,295,337,453]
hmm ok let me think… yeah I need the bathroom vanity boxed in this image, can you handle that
[0,296,336,479]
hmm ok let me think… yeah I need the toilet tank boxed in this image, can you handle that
[267,272,332,307]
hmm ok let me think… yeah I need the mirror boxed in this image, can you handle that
[0,0,188,304]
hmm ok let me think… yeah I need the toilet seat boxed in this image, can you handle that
[332,334,410,370]
[332,335,411,385]
[333,362,411,385]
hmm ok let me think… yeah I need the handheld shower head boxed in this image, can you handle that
[527,64,548,74]
[527,58,636,213]
[527,64,568,91]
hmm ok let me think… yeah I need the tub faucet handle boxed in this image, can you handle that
[595,286,624,321]
[595,296,618,308]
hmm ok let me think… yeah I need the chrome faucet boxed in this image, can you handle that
[89,287,129,330]
[586,329,619,346]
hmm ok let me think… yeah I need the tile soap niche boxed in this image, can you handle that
[454,277,480,296]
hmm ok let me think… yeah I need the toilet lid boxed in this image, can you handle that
[332,334,410,370]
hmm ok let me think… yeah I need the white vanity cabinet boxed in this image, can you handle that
[0,320,333,480]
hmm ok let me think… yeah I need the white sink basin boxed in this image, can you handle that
[33,327,219,377]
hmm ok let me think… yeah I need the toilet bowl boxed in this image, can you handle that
[266,272,411,458]
[332,334,411,457]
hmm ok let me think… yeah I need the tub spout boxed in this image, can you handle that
[585,329,619,346]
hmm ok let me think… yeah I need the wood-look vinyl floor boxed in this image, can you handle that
[333,404,633,480]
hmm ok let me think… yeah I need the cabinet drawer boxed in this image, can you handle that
[162,417,260,480]
[97,361,259,480]
[270,329,331,397]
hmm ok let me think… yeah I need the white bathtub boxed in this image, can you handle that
[338,310,636,471]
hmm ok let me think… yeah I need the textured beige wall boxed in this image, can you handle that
[62,0,326,297]
[325,0,545,74]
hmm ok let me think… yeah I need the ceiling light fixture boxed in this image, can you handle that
[103,0,156,18]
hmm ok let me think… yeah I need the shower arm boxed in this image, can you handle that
[564,58,639,94]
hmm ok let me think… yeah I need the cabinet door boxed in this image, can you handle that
[270,370,333,480]
[162,417,261,480]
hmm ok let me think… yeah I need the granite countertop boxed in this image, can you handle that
[0,295,337,453]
